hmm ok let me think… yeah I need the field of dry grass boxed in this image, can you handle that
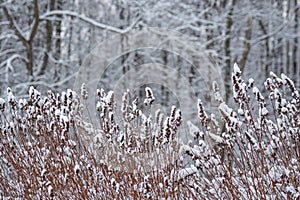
[0,65,299,199]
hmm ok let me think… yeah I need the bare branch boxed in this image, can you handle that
[2,6,27,44]
[28,0,39,42]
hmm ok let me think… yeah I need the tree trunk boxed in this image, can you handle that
[55,0,62,60]
[293,0,299,85]
[39,0,55,77]
[239,17,253,72]
[224,0,236,102]
[258,20,270,78]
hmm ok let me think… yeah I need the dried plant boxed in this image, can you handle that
[0,64,299,199]
[180,63,300,199]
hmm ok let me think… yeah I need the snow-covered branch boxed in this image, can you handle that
[13,72,77,92]
[251,23,287,46]
[0,54,28,69]
[40,10,141,34]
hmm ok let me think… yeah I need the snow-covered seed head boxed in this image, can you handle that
[248,78,254,88]
[74,164,80,174]
[175,109,182,126]
[144,87,155,106]
[145,87,153,99]
[281,73,296,93]
[97,88,105,98]
[81,83,88,100]
[62,91,68,106]
[187,120,200,139]
[18,99,27,110]
[29,86,41,101]
[197,99,208,127]
[7,87,16,106]
[163,117,171,143]
[29,86,34,97]
[109,111,114,123]
[233,63,241,76]
[259,102,268,117]
[213,81,219,92]
[48,90,55,101]
[155,109,161,124]
[270,71,283,87]
[0,98,5,111]
[264,78,275,92]
[170,106,176,120]
[132,97,138,113]
[67,89,73,100]
[253,87,264,102]
[106,91,114,109]
[213,81,224,103]
[156,111,164,134]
